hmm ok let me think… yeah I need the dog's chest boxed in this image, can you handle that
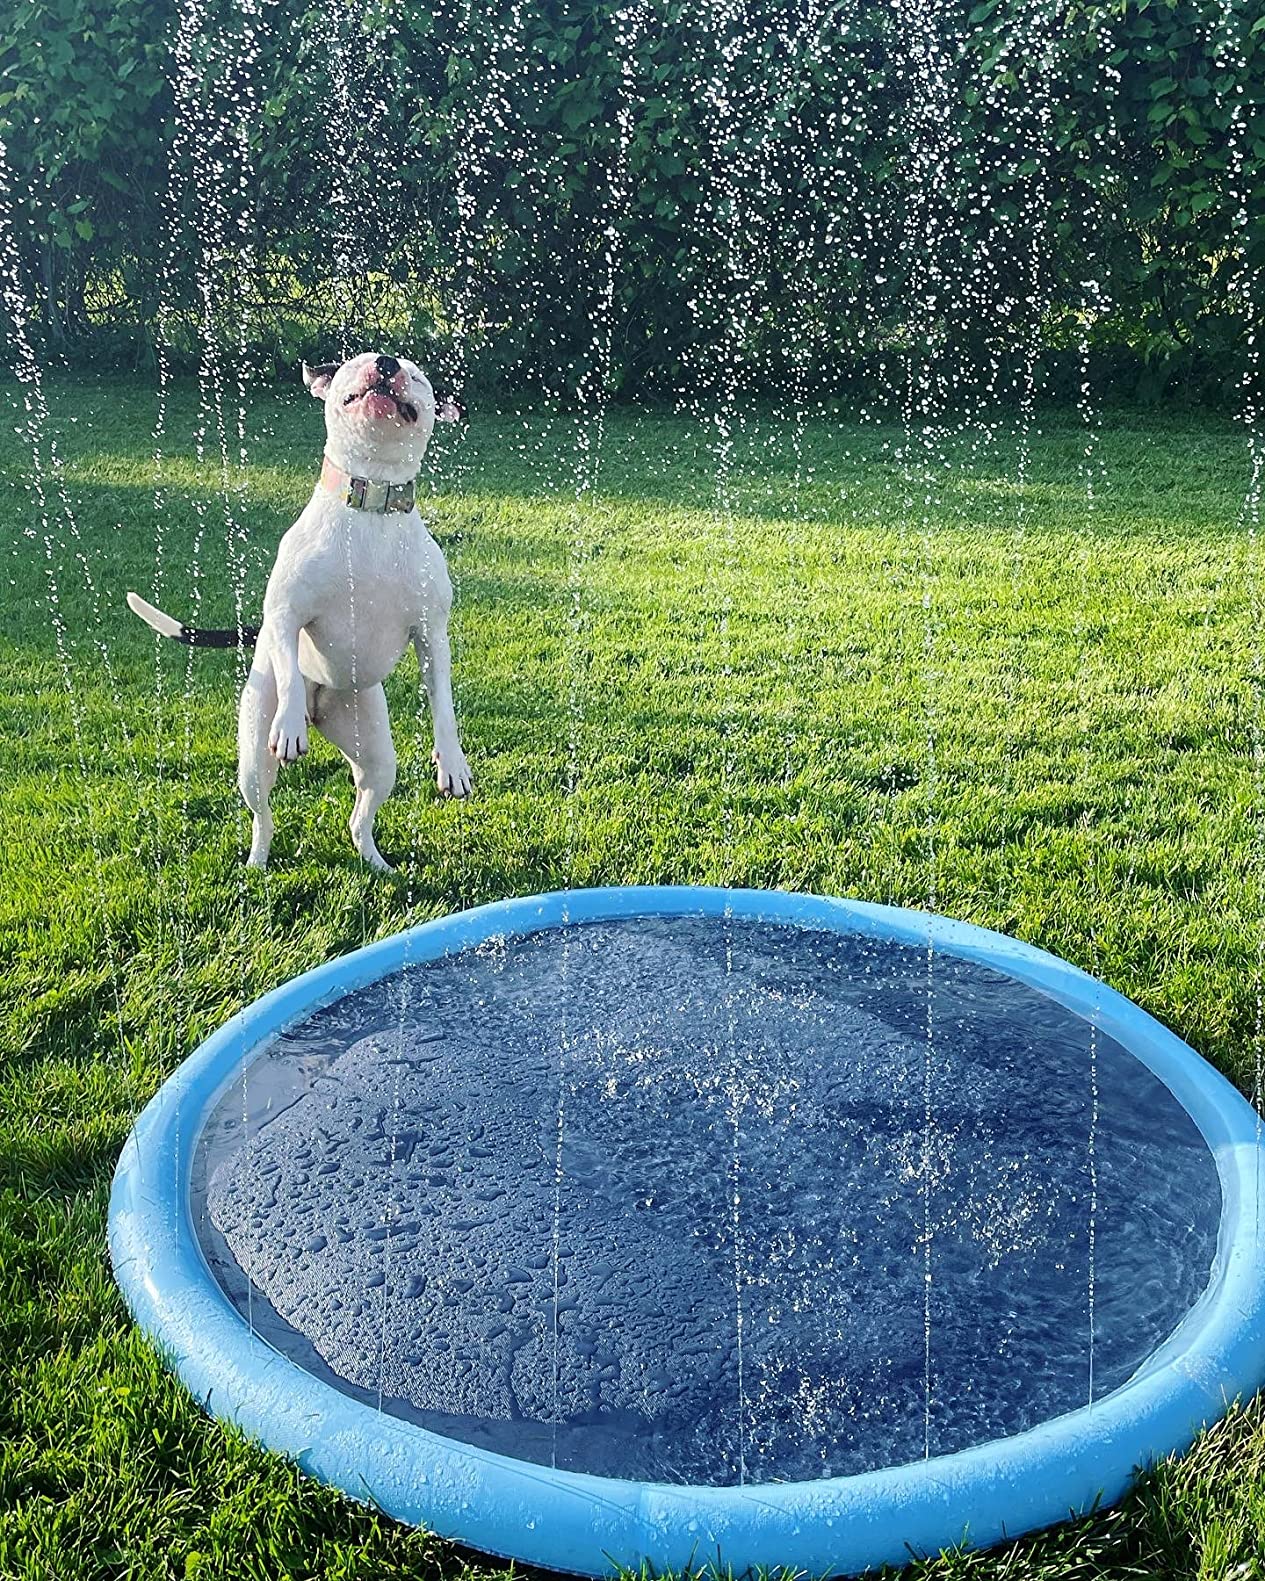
[338,512,433,612]
[297,505,446,689]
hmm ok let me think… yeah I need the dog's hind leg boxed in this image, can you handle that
[311,683,397,873]
[238,665,282,868]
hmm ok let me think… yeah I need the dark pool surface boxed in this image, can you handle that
[193,916,1221,1485]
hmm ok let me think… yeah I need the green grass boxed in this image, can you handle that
[2,374,1264,1580]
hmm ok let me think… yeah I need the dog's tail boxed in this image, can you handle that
[127,591,260,648]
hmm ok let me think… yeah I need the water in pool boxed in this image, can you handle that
[193,916,1221,1485]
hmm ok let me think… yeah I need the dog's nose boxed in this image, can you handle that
[375,355,400,379]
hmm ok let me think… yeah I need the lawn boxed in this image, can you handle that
[2,374,1263,1580]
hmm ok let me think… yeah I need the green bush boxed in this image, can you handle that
[0,0,1260,405]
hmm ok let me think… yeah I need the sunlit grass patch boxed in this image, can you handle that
[0,375,1261,1579]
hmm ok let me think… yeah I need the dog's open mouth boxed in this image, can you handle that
[343,383,419,423]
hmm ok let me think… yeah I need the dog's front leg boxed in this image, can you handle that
[265,610,309,763]
[413,617,472,798]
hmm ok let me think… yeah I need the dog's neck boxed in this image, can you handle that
[322,436,421,488]
[319,455,417,515]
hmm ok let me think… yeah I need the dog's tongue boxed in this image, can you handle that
[362,391,398,419]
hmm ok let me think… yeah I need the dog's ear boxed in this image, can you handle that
[433,390,466,423]
[302,361,339,399]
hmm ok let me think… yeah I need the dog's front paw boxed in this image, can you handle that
[433,741,472,799]
[268,706,308,763]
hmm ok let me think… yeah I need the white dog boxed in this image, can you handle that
[128,352,472,871]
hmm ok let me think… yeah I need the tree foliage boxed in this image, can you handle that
[1,0,1260,404]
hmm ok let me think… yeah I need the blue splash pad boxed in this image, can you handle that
[110,888,1265,1577]
[195,916,1218,1483]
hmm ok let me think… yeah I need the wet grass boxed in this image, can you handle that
[1,373,1263,1579]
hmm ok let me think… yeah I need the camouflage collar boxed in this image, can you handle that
[320,455,416,514]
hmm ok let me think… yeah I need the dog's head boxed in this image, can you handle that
[301,353,463,478]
